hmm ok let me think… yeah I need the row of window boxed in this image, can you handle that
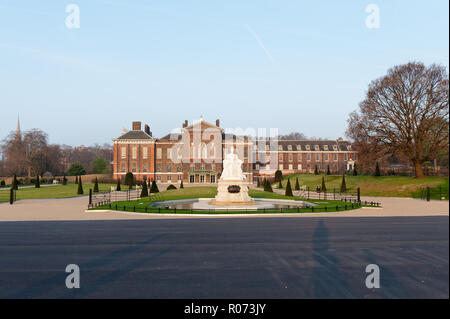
[278,153,354,162]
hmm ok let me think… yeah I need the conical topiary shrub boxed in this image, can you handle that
[35,174,40,188]
[321,176,327,192]
[150,181,159,193]
[75,175,78,184]
[140,180,149,198]
[327,165,330,175]
[180,180,184,189]
[257,178,260,187]
[285,179,293,197]
[77,176,84,195]
[93,177,99,193]
[62,175,67,185]
[295,177,300,191]
[340,174,347,193]
[353,164,358,176]
[314,165,318,175]
[278,180,283,189]
[116,178,121,191]
[264,179,273,192]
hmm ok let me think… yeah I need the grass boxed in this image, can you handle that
[274,174,449,198]
[89,186,370,214]
[0,183,114,201]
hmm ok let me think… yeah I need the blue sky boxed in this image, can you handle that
[0,0,448,145]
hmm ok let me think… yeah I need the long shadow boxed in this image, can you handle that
[307,220,354,298]
[6,233,167,298]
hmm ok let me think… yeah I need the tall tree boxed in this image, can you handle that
[68,163,86,176]
[347,62,449,178]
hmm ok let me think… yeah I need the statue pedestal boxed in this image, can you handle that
[211,179,255,205]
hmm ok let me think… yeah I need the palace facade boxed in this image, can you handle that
[113,118,357,184]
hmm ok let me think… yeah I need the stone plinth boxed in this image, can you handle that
[211,179,255,206]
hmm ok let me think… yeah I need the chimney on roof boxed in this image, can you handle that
[182,120,188,128]
[132,121,142,131]
[216,119,220,127]
[144,124,150,135]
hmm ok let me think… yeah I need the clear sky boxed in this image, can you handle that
[0,0,448,146]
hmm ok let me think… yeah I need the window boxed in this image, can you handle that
[344,154,348,161]
[315,154,320,161]
[211,164,216,171]
[255,164,260,170]
[178,175,182,181]
[167,175,171,181]
[325,154,329,161]
[143,147,148,159]
[167,148,172,160]
[201,164,205,170]
[121,163,125,172]
[266,144,270,151]
[167,164,171,172]
[279,154,283,161]
[121,147,126,159]
[132,163,136,172]
[289,154,293,162]
[307,154,311,161]
[132,147,137,160]
[289,164,293,170]
[156,164,162,172]
[157,175,161,181]
[297,154,302,161]
[243,164,247,172]
[143,163,147,172]
[156,148,162,159]
[177,164,183,172]
[210,175,215,183]
[334,154,338,161]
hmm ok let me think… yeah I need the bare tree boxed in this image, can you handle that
[347,62,449,177]
[279,132,308,140]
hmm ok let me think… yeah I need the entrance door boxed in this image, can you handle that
[189,175,195,183]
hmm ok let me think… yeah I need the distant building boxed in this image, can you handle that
[113,118,358,184]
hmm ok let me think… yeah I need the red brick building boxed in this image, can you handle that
[113,118,357,184]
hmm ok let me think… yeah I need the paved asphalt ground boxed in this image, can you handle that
[0,216,448,298]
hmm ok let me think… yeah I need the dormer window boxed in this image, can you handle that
[287,145,292,151]
[296,145,301,151]
[305,145,310,151]
[348,145,352,150]
[314,145,320,151]
[333,145,338,151]
[324,145,328,151]
[278,145,283,151]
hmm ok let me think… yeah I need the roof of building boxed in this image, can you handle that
[116,130,153,140]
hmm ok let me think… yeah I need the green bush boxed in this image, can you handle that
[285,179,293,197]
[77,176,84,195]
[275,170,283,183]
[68,163,86,176]
[125,172,134,189]
[150,181,159,193]
[140,181,149,197]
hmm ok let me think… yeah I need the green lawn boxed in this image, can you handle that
[0,183,114,201]
[89,186,369,214]
[273,174,449,198]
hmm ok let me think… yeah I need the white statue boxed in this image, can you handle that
[220,147,244,181]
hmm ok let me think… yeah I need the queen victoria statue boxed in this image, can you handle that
[212,147,254,205]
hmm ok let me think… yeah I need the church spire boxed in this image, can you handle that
[15,115,21,140]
